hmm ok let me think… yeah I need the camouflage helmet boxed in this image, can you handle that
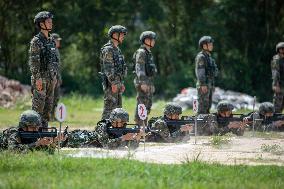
[199,36,214,48]
[109,108,129,122]
[163,103,182,116]
[276,42,284,53]
[18,110,42,128]
[51,33,62,40]
[216,101,234,112]
[34,11,53,25]
[259,102,275,115]
[139,31,157,44]
[107,25,127,38]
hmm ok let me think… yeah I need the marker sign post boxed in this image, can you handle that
[193,99,198,144]
[138,104,147,151]
[55,103,67,151]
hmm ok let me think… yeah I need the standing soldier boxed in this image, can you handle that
[29,11,59,127]
[50,33,62,120]
[271,42,284,113]
[134,31,157,125]
[100,25,127,119]
[195,36,218,114]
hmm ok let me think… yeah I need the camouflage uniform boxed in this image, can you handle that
[64,129,99,148]
[0,110,55,153]
[50,33,62,119]
[146,103,189,142]
[29,11,59,127]
[271,42,284,113]
[134,31,157,125]
[212,101,244,136]
[100,25,127,119]
[195,36,218,114]
[95,108,139,149]
[246,102,281,132]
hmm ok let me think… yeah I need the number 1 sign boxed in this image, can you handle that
[55,103,67,122]
[138,104,147,121]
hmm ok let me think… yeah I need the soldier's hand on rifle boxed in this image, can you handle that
[228,121,242,129]
[141,84,149,93]
[180,124,193,132]
[273,86,281,93]
[111,84,118,93]
[36,79,43,91]
[36,137,53,146]
[122,133,136,141]
[274,120,284,128]
[53,133,67,142]
[120,84,125,93]
[200,86,208,94]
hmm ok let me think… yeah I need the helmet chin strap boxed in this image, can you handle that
[111,33,121,44]
[40,22,51,32]
[144,40,153,48]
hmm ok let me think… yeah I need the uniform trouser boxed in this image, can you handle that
[134,84,154,126]
[197,85,213,114]
[51,79,61,118]
[101,86,122,120]
[32,77,57,127]
[273,91,284,113]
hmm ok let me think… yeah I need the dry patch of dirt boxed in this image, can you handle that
[64,135,284,166]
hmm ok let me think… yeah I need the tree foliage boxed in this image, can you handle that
[0,0,283,101]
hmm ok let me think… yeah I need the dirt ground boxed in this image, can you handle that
[64,133,284,166]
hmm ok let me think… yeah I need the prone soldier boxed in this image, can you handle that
[0,110,64,153]
[146,103,193,142]
[95,108,142,149]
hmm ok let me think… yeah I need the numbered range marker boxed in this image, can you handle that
[193,99,198,113]
[138,104,147,120]
[55,103,67,122]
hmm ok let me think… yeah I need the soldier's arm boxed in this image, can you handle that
[95,124,123,149]
[271,57,280,87]
[212,58,219,77]
[7,132,37,152]
[135,49,148,84]
[153,120,173,143]
[102,48,118,85]
[195,54,207,85]
[29,37,42,80]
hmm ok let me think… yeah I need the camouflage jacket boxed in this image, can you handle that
[0,127,55,153]
[147,117,187,143]
[195,50,218,87]
[246,112,282,132]
[55,48,62,82]
[271,54,284,88]
[100,41,127,85]
[64,129,99,148]
[95,120,139,149]
[133,45,157,86]
[29,32,59,81]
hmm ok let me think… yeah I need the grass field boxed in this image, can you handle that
[0,151,283,189]
[0,94,196,129]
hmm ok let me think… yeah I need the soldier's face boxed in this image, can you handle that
[40,18,53,31]
[264,112,273,117]
[219,110,232,118]
[112,119,126,128]
[118,33,125,43]
[23,126,39,132]
[203,43,213,52]
[279,48,284,54]
[145,38,155,48]
[168,114,180,120]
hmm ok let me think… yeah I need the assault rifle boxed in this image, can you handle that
[19,126,68,140]
[107,124,140,137]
